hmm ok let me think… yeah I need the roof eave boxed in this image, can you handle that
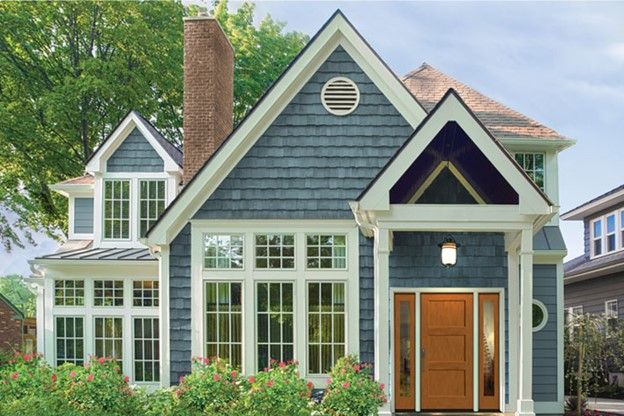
[497,136,577,152]
[562,188,624,221]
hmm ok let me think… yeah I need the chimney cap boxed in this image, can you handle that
[183,10,215,21]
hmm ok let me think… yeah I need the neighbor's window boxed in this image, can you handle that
[256,282,294,371]
[203,235,244,269]
[205,282,242,368]
[308,282,346,374]
[134,317,160,382]
[607,214,617,253]
[54,280,85,306]
[306,234,347,269]
[94,317,123,367]
[514,153,545,191]
[255,234,295,269]
[133,281,159,307]
[139,180,166,237]
[94,280,124,307]
[593,219,603,257]
[103,180,131,239]
[606,299,618,331]
[56,316,84,366]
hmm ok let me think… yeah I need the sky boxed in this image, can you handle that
[2,1,624,277]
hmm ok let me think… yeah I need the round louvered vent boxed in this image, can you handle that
[321,77,360,116]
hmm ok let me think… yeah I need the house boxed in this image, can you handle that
[562,185,624,324]
[0,293,25,352]
[28,11,576,415]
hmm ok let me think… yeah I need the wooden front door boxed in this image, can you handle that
[421,293,473,410]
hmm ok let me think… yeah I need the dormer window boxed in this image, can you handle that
[104,180,131,240]
[514,152,545,191]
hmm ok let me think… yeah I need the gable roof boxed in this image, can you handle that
[0,293,24,319]
[145,10,428,245]
[402,63,567,141]
[356,89,553,214]
[562,184,624,221]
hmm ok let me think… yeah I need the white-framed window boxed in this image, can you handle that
[307,282,346,374]
[532,300,548,332]
[203,234,244,269]
[139,179,166,237]
[621,211,624,249]
[606,299,618,331]
[306,234,347,269]
[54,280,85,306]
[590,209,624,258]
[133,281,159,307]
[94,280,124,306]
[133,317,160,382]
[94,317,123,367]
[607,214,617,253]
[514,152,545,191]
[592,218,603,257]
[55,316,85,366]
[204,281,243,368]
[255,234,295,269]
[569,305,584,318]
[256,282,294,371]
[103,179,131,240]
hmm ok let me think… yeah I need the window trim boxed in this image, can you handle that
[513,152,546,192]
[132,316,160,383]
[590,209,624,259]
[532,300,548,332]
[102,179,132,241]
[138,179,166,238]
[605,299,618,317]
[54,315,85,367]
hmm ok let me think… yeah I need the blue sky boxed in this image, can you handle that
[2,1,623,276]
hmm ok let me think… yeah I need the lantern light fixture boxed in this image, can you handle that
[438,234,460,268]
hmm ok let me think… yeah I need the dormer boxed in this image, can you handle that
[58,110,183,248]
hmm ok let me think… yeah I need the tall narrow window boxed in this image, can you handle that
[307,282,346,374]
[606,299,618,331]
[306,234,347,269]
[94,317,123,368]
[203,235,244,269]
[94,280,124,306]
[56,316,84,366]
[479,294,499,410]
[139,180,166,237]
[103,180,130,239]
[205,282,242,368]
[514,153,545,191]
[255,234,295,269]
[607,214,617,253]
[54,280,85,306]
[256,282,294,371]
[621,211,624,250]
[134,318,160,382]
[593,219,603,256]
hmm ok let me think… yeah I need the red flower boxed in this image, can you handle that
[179,376,185,383]
[279,361,286,368]
[52,374,57,382]
[354,365,360,371]
[23,354,31,362]
[307,381,314,389]
[124,376,129,383]
[268,379,275,387]
[87,374,94,381]
[11,372,18,380]
[326,378,332,384]
[213,374,221,381]
[203,358,210,364]
[70,371,76,378]
[380,383,385,390]
[248,376,255,383]
[231,371,237,378]
[98,357,105,364]
[343,381,350,389]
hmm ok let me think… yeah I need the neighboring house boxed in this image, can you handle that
[562,185,624,326]
[28,11,576,415]
[0,293,25,352]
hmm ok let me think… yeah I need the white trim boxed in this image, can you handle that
[158,246,170,387]
[532,299,548,332]
[146,12,427,246]
[556,262,565,410]
[498,137,576,152]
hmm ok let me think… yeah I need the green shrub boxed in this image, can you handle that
[0,352,55,402]
[320,355,387,415]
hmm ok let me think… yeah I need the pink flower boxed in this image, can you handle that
[213,374,221,381]
[231,371,237,378]
[248,376,255,383]
[98,357,105,364]
[23,354,31,362]
[70,371,76,378]
[52,374,57,382]
[326,378,332,385]
[179,376,185,383]
[268,379,275,387]
[354,365,360,372]
[124,376,129,383]
[343,381,350,389]
[279,361,286,368]
[380,383,385,390]
[203,358,210,364]
[11,372,18,380]
[87,374,94,381]
[307,381,314,389]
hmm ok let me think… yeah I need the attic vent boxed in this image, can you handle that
[321,77,360,116]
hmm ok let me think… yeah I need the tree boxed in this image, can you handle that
[0,274,35,318]
[0,1,308,250]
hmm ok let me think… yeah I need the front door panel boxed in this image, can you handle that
[421,293,473,410]
[394,293,416,410]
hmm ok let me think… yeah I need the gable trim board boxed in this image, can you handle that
[355,89,554,216]
[146,10,427,246]
[407,161,485,205]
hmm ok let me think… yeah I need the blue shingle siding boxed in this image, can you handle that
[106,127,164,172]
[359,234,375,365]
[169,224,192,383]
[533,264,558,402]
[73,197,94,234]
[193,46,413,220]
[388,231,510,403]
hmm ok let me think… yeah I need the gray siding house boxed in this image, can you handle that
[30,11,576,416]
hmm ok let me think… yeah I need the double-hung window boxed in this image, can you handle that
[590,210,624,258]
[139,180,166,237]
[56,316,85,366]
[256,282,294,371]
[514,152,545,191]
[607,214,617,253]
[103,180,131,240]
[592,219,603,257]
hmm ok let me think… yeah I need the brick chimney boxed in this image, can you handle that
[183,14,234,185]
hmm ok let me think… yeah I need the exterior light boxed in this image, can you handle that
[439,234,460,267]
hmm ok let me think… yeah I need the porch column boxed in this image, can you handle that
[374,227,391,415]
[516,228,535,416]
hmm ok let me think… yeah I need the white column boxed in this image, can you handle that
[36,282,46,355]
[507,250,520,412]
[159,246,171,387]
[516,228,535,416]
[374,228,391,415]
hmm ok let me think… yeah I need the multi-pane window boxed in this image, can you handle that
[133,281,159,307]
[307,282,346,374]
[255,234,295,269]
[94,280,124,307]
[607,214,617,253]
[203,235,244,269]
[591,210,624,258]
[54,280,85,306]
[306,235,347,269]
[593,219,603,257]
[103,180,130,239]
[56,316,84,366]
[94,317,123,367]
[606,300,618,331]
[134,318,160,382]
[205,282,242,368]
[514,153,545,191]
[139,180,166,237]
[257,282,294,371]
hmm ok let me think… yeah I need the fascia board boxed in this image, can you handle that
[498,137,577,153]
[561,189,624,221]
[564,261,624,284]
[49,184,94,198]
[147,13,426,246]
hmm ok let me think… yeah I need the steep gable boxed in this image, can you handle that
[107,127,164,172]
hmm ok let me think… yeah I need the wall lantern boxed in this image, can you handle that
[438,234,460,267]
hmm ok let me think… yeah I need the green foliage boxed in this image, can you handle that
[320,355,387,416]
[0,274,35,317]
[0,352,54,401]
